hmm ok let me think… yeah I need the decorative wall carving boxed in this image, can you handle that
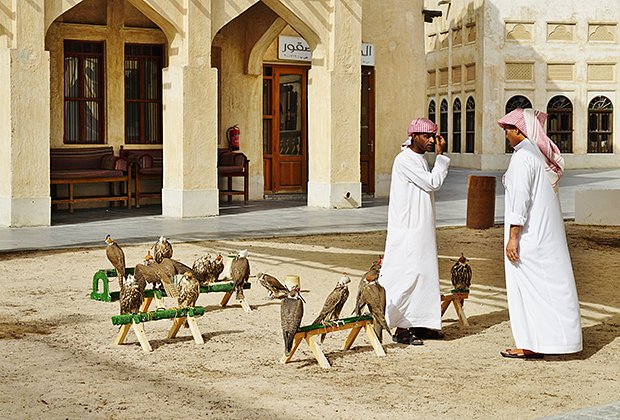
[439,68,449,86]
[466,24,476,43]
[452,28,462,46]
[588,64,615,81]
[440,31,449,49]
[547,64,574,81]
[427,33,437,51]
[465,63,475,82]
[428,70,436,87]
[452,66,462,84]
[505,22,533,41]
[547,23,575,41]
[588,24,616,42]
[506,62,534,81]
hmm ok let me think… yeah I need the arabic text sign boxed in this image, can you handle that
[278,36,375,66]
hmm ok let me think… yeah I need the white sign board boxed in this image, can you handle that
[278,36,375,66]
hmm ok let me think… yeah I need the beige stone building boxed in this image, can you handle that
[0,0,427,227]
[425,0,620,169]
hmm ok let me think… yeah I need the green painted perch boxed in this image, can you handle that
[298,315,373,332]
[111,306,205,325]
[90,268,251,302]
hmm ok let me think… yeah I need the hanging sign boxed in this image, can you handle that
[278,36,376,66]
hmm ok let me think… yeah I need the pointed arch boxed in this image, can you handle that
[247,17,288,75]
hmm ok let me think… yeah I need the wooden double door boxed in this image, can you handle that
[262,65,375,194]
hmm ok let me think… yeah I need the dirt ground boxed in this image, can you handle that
[0,223,618,419]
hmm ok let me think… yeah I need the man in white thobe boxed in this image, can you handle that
[379,118,450,345]
[499,108,582,358]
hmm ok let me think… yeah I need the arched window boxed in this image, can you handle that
[588,96,613,153]
[547,96,573,153]
[505,95,532,152]
[465,96,475,153]
[428,100,436,123]
[452,98,462,153]
[440,98,449,150]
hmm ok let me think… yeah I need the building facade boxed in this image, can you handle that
[425,0,620,169]
[0,0,426,227]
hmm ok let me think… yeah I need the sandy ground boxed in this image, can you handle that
[0,223,619,419]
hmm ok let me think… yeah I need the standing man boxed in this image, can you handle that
[498,108,582,359]
[379,118,450,345]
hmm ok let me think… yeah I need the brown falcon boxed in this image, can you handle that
[105,235,126,291]
[177,271,200,308]
[358,273,391,343]
[230,250,250,300]
[257,272,289,299]
[119,274,145,315]
[280,284,304,356]
[354,257,382,316]
[451,253,472,291]
[313,274,351,325]
[153,236,173,263]
[192,254,225,286]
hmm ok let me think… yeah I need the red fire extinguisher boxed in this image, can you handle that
[227,125,240,151]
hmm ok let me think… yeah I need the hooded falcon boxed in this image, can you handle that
[358,272,391,343]
[119,274,145,315]
[313,274,351,325]
[153,236,173,263]
[105,235,126,291]
[257,272,289,299]
[230,250,250,300]
[451,253,472,291]
[354,258,382,316]
[280,284,304,356]
[177,271,200,308]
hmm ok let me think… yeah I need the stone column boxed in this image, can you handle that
[161,0,220,217]
[307,0,362,209]
[0,2,51,227]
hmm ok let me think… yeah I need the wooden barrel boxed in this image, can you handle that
[466,175,496,229]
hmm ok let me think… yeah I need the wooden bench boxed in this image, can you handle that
[218,148,249,204]
[50,147,131,213]
[280,315,385,369]
[112,306,205,352]
[119,146,163,208]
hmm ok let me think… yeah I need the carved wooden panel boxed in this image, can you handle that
[452,66,462,84]
[428,70,436,88]
[452,28,462,47]
[440,31,449,49]
[427,34,437,51]
[588,64,615,82]
[465,64,475,82]
[547,23,575,41]
[439,68,449,86]
[506,62,534,81]
[547,64,574,81]
[466,24,476,43]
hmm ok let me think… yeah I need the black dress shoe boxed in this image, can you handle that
[409,327,444,339]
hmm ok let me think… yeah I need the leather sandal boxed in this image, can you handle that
[500,348,544,359]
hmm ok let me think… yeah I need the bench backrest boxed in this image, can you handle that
[218,148,248,169]
[119,147,163,169]
[50,147,115,171]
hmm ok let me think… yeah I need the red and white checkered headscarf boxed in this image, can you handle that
[402,118,438,150]
[498,108,565,188]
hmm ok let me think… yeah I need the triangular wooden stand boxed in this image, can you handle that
[441,291,470,326]
[280,316,385,369]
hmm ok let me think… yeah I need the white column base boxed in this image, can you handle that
[307,182,362,209]
[161,188,219,218]
[0,196,51,227]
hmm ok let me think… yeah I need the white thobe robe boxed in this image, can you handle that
[504,140,582,354]
[379,148,450,330]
